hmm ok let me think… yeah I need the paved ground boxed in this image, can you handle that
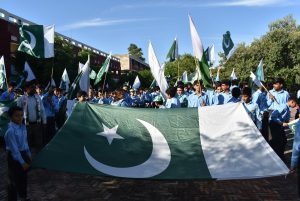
[1,133,299,201]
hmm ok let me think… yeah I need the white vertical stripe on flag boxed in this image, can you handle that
[43,25,54,58]
[198,103,289,180]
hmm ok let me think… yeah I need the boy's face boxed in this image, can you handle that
[221,84,229,91]
[36,87,42,95]
[273,82,282,91]
[11,110,23,125]
[242,95,250,103]
[8,86,14,92]
[177,88,183,95]
[194,84,201,92]
[216,86,222,93]
[78,95,85,102]
[288,100,297,108]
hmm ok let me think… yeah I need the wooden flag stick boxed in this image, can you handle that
[101,72,108,94]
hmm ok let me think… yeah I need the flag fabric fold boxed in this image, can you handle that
[188,15,212,88]
[24,61,36,82]
[94,54,111,86]
[132,75,141,90]
[250,72,263,88]
[166,38,178,62]
[148,42,168,98]
[79,55,90,93]
[222,31,234,58]
[60,68,70,91]
[230,68,237,80]
[256,59,265,82]
[0,56,7,90]
[32,102,289,180]
[18,25,54,58]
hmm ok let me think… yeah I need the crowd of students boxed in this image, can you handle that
[1,77,300,201]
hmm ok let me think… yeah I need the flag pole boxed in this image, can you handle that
[260,83,279,104]
[101,72,108,94]
[177,60,180,81]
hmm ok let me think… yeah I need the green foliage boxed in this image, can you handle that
[218,15,300,92]
[164,54,197,85]
[128,43,145,61]
[138,69,153,88]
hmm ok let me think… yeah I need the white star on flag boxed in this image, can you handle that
[97,124,124,145]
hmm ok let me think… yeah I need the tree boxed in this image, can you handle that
[128,43,145,61]
[218,15,300,92]
[164,53,197,85]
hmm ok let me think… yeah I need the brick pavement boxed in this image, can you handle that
[1,133,300,201]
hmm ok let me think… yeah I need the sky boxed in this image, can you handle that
[1,0,300,65]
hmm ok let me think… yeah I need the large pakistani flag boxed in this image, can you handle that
[0,56,7,90]
[188,15,212,89]
[32,102,288,179]
[18,25,54,58]
[94,53,111,86]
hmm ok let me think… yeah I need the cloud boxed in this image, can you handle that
[205,0,287,7]
[59,18,156,31]
[105,0,293,11]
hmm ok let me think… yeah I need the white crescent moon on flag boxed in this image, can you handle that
[84,119,171,178]
[25,31,36,50]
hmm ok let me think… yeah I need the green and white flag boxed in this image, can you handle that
[0,100,17,137]
[166,37,178,62]
[250,71,263,88]
[67,71,83,100]
[188,15,212,89]
[132,75,141,90]
[215,68,220,82]
[230,68,237,80]
[89,70,97,80]
[255,59,265,82]
[32,102,288,179]
[60,68,70,91]
[222,31,234,58]
[148,42,168,98]
[18,25,54,58]
[182,71,188,83]
[24,61,36,82]
[94,54,111,86]
[0,56,7,90]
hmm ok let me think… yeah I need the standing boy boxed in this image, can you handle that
[4,106,31,201]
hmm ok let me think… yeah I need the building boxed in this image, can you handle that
[114,54,149,74]
[0,8,121,80]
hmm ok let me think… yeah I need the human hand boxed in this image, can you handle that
[282,123,289,127]
[22,163,30,171]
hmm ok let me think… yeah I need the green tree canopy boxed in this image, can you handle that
[217,14,300,93]
[128,43,145,61]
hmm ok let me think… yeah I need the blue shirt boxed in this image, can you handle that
[188,92,209,107]
[1,91,16,101]
[291,119,300,168]
[176,94,188,107]
[270,103,290,124]
[4,122,31,165]
[243,101,261,129]
[267,89,290,111]
[215,91,232,105]
[252,90,268,112]
[228,97,241,103]
[165,97,181,108]
[43,95,59,117]
[205,89,215,106]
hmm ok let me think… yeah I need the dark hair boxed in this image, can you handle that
[231,79,239,86]
[176,81,184,87]
[273,77,284,85]
[166,87,177,98]
[193,80,203,86]
[288,96,297,102]
[232,87,241,98]
[8,82,15,88]
[77,90,87,98]
[8,106,23,117]
[177,85,184,90]
[154,86,160,91]
[241,87,252,97]
[221,79,230,86]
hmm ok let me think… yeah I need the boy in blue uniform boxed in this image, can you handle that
[241,87,260,127]
[5,106,31,201]
[165,87,181,108]
[188,80,209,107]
[267,78,290,110]
[176,85,188,107]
